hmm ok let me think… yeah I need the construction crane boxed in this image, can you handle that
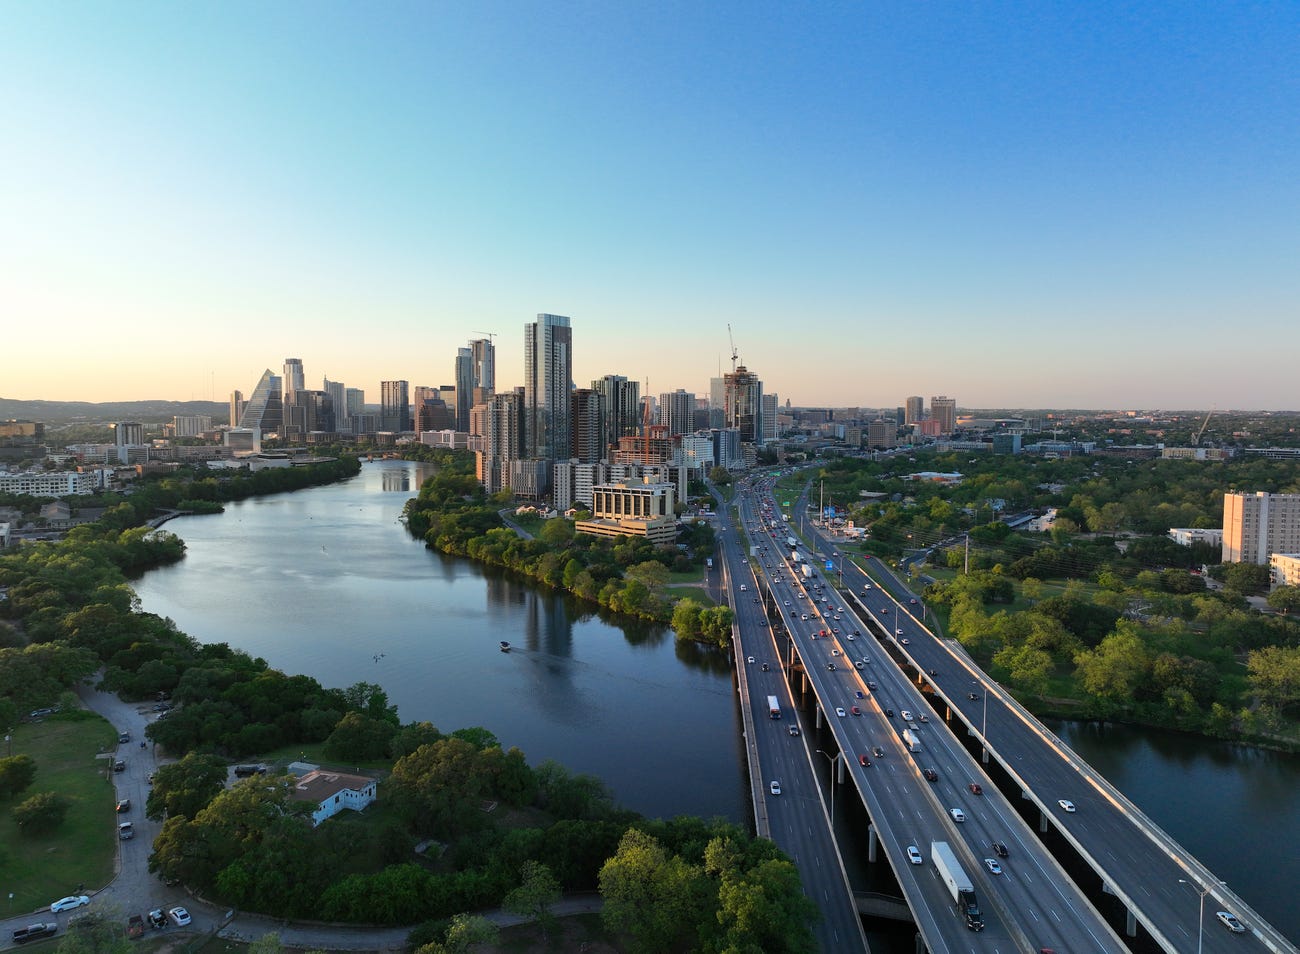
[727,323,739,373]
[473,331,496,344]
[1194,409,1215,446]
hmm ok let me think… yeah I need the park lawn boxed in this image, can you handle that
[1,712,118,914]
[665,585,714,607]
[255,741,392,774]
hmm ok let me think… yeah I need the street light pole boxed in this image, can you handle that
[816,749,837,827]
[1179,878,1225,954]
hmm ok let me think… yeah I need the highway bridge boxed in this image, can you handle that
[720,471,1298,954]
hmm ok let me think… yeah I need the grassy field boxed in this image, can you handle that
[1,711,118,914]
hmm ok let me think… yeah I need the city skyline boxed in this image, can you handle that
[3,3,1297,408]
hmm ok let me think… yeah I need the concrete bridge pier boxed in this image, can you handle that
[1039,809,1050,834]
[1102,883,1139,937]
[866,823,878,863]
[914,933,926,954]
[815,705,823,730]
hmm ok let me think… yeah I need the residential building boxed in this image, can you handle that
[1270,553,1300,588]
[0,471,97,496]
[723,365,763,447]
[866,418,896,449]
[905,396,924,425]
[470,337,495,393]
[761,392,779,441]
[323,377,348,433]
[112,422,145,446]
[168,415,213,438]
[229,391,245,428]
[381,380,411,432]
[289,770,377,827]
[1222,492,1300,564]
[592,374,640,458]
[660,389,695,437]
[455,348,474,431]
[553,460,609,511]
[931,396,957,435]
[570,389,604,464]
[477,388,525,495]
[524,313,573,461]
[1168,528,1223,548]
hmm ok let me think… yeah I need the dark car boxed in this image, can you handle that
[760,663,770,672]
[113,759,125,772]
[969,782,983,795]
[923,768,938,782]
[13,923,58,944]
[871,746,884,758]
[991,841,1009,858]
[884,708,894,717]
[968,691,980,700]
[858,754,871,766]
[147,909,168,929]
[116,798,131,813]
[118,731,130,744]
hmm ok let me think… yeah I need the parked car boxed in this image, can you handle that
[113,759,125,772]
[12,923,58,944]
[117,732,130,744]
[49,896,90,913]
[147,909,168,929]
[168,907,192,926]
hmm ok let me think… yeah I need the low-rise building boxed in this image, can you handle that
[289,770,377,827]
[575,477,678,545]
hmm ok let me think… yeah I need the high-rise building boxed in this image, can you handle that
[470,337,495,393]
[1222,492,1300,564]
[323,377,348,433]
[414,386,453,433]
[592,374,640,457]
[931,396,956,435]
[905,396,924,425]
[283,358,305,403]
[229,390,245,428]
[660,389,695,438]
[867,418,896,449]
[762,393,779,441]
[478,387,526,494]
[238,370,284,436]
[454,348,474,431]
[112,422,145,446]
[524,313,573,461]
[570,388,604,463]
[381,380,411,432]
[723,365,763,445]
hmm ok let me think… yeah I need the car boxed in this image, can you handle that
[950,808,966,823]
[858,753,871,766]
[909,598,918,604]
[850,706,861,715]
[879,607,888,614]
[1058,799,1076,813]
[800,613,808,621]
[835,707,846,718]
[853,629,861,636]
[753,597,760,604]
[1216,911,1246,933]
[846,633,855,640]
[906,845,923,865]
[928,668,938,676]
[918,713,928,722]
[900,638,910,645]
[50,896,90,913]
[787,724,800,736]
[866,681,878,690]
[147,908,168,929]
[769,780,781,796]
[922,768,938,782]
[746,656,755,664]
[854,689,864,699]
[127,914,145,939]
[113,759,125,772]
[147,772,156,785]
[739,584,747,591]
[831,648,841,656]
[168,907,191,926]
[119,821,134,840]
[991,841,1009,857]
[783,600,790,606]
[28,707,57,719]
[853,660,863,669]
[984,858,1003,875]
[968,691,980,700]
[116,798,131,813]
[901,710,913,722]
[884,708,894,717]
[760,662,770,672]
[969,782,983,795]
[118,732,130,744]
[872,746,884,758]
[12,922,59,943]
[895,628,904,636]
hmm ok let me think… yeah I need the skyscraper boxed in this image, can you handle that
[478,387,526,494]
[381,380,411,432]
[931,396,956,435]
[660,389,695,437]
[1222,492,1300,564]
[239,370,284,436]
[761,392,779,442]
[905,396,924,425]
[470,337,495,393]
[323,377,347,432]
[524,313,573,461]
[283,358,305,402]
[592,374,640,458]
[229,390,244,428]
[455,348,474,431]
[724,365,763,445]
[571,388,604,463]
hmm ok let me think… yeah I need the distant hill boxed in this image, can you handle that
[0,398,228,426]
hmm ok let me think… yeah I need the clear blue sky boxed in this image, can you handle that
[3,1,1297,409]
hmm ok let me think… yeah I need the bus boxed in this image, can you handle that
[767,695,781,719]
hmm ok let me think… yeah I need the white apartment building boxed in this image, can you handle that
[0,471,97,496]
[1269,553,1300,588]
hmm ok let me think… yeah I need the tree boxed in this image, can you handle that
[711,856,818,954]
[13,790,70,834]
[1266,585,1300,614]
[1246,646,1300,711]
[1222,562,1270,596]
[599,828,708,954]
[1074,622,1151,703]
[708,467,732,485]
[502,860,561,939]
[146,753,228,821]
[324,711,397,762]
[54,909,132,954]
[0,754,37,800]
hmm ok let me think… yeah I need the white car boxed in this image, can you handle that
[769,780,781,796]
[1058,799,1076,813]
[747,656,755,664]
[50,895,90,913]
[835,707,846,718]
[846,633,855,640]
[169,906,192,926]
[900,710,913,722]
[895,628,904,636]
[900,638,910,645]
[984,858,1003,875]
[1216,911,1245,933]
[831,649,841,656]
[950,808,966,822]
[906,845,923,865]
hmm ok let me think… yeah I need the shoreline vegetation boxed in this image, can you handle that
[1,450,815,951]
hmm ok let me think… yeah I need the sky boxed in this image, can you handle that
[2,1,1297,410]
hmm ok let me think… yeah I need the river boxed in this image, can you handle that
[132,460,1297,942]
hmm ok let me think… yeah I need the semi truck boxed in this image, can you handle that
[791,550,803,563]
[902,728,921,752]
[786,535,797,549]
[767,695,781,719]
[801,564,813,579]
[930,841,984,931]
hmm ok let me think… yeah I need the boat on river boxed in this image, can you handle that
[499,641,511,652]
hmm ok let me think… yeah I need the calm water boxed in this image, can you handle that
[132,461,1297,941]
[132,460,747,822]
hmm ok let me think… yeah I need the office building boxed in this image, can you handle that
[414,386,453,434]
[238,370,284,437]
[931,396,957,435]
[592,374,640,459]
[454,348,475,431]
[229,391,245,428]
[762,392,779,442]
[112,421,145,447]
[905,396,924,425]
[381,380,411,432]
[470,337,495,393]
[866,419,896,449]
[723,365,763,446]
[1222,492,1300,564]
[283,358,305,402]
[323,377,348,433]
[660,389,695,438]
[524,313,573,461]
[575,477,678,544]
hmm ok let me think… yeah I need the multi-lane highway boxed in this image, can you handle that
[732,475,1128,953]
[784,479,1298,954]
